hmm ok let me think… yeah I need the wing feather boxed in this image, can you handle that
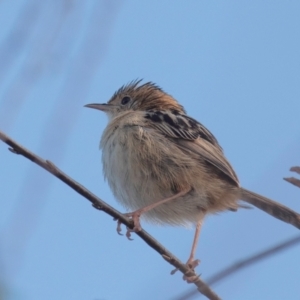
[144,110,239,186]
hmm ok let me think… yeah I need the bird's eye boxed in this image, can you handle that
[121,96,131,105]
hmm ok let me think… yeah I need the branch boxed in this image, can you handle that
[0,130,220,300]
[284,166,300,189]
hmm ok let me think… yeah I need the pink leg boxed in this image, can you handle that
[183,220,203,282]
[117,189,190,239]
[171,220,203,282]
[186,220,202,269]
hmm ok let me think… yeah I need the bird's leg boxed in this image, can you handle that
[186,220,202,269]
[171,220,202,282]
[182,220,203,282]
[117,189,190,239]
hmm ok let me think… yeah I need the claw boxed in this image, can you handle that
[115,211,142,240]
[125,228,134,240]
[116,220,123,235]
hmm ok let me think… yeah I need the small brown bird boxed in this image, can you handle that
[85,80,300,270]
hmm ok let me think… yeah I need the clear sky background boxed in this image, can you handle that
[0,1,300,300]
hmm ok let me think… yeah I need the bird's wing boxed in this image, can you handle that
[144,110,239,186]
[144,110,222,148]
[176,138,239,186]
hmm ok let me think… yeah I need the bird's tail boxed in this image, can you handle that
[240,188,300,229]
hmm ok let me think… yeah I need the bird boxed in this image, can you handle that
[85,80,300,271]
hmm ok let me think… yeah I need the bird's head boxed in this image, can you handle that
[84,80,185,119]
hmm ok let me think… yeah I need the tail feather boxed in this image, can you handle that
[240,188,300,230]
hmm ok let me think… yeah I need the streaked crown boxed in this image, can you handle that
[109,80,186,113]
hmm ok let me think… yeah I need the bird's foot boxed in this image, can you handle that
[116,190,191,240]
[116,210,142,240]
[171,258,201,283]
[183,258,201,283]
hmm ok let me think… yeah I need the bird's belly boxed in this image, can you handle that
[102,135,172,209]
[101,127,233,226]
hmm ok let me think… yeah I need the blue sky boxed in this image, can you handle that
[0,1,300,299]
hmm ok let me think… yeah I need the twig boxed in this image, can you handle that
[0,130,220,300]
[175,235,300,300]
[284,166,300,188]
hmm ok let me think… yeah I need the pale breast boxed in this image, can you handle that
[100,118,212,226]
[101,124,166,210]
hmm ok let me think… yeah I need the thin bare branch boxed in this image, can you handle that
[0,130,220,300]
[290,166,300,175]
[175,235,300,300]
[284,166,300,188]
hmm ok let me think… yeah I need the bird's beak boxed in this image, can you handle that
[84,103,110,111]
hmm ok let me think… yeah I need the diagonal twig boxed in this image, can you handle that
[0,130,220,300]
